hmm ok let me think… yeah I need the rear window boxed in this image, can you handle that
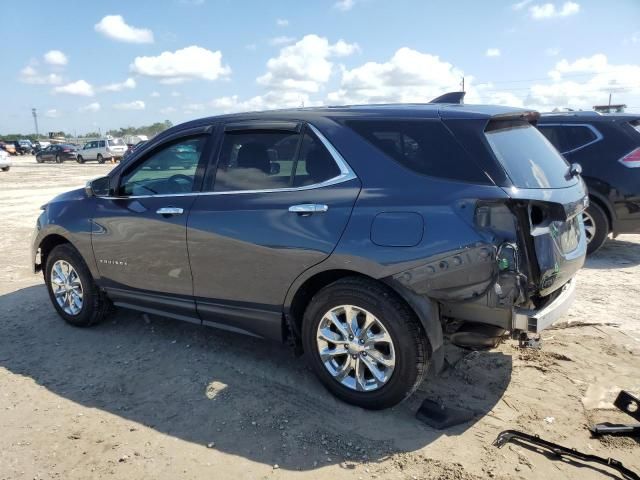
[485,121,573,189]
[108,138,125,146]
[344,119,489,183]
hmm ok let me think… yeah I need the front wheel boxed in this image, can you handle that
[583,202,609,255]
[97,154,104,164]
[1,166,9,172]
[44,244,110,327]
[55,154,62,163]
[302,277,430,409]
[77,155,84,164]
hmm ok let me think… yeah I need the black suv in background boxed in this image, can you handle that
[32,99,587,409]
[538,112,640,253]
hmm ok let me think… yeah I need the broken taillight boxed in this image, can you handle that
[618,147,640,168]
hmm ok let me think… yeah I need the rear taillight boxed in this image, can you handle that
[619,147,640,168]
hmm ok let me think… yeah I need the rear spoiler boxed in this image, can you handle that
[429,91,465,104]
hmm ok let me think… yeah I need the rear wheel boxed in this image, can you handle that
[583,201,609,255]
[97,154,104,164]
[55,154,62,164]
[44,244,110,327]
[302,277,430,409]
[1,166,9,172]
[36,156,43,163]
[77,155,84,164]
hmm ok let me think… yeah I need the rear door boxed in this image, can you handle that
[187,121,361,340]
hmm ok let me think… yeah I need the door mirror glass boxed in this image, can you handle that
[86,176,111,197]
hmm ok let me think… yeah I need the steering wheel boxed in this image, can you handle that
[167,174,193,192]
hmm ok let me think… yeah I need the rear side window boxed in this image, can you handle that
[213,128,340,192]
[486,121,572,189]
[343,120,488,183]
[538,125,597,153]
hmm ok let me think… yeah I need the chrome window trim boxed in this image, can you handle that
[102,123,357,200]
[538,123,603,155]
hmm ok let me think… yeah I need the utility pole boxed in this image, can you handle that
[461,76,465,92]
[32,108,39,138]
[608,93,612,108]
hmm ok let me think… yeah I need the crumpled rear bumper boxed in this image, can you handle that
[512,278,576,333]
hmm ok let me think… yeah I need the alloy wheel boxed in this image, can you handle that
[316,305,396,392]
[582,211,595,244]
[50,260,84,315]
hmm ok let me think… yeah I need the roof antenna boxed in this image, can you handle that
[429,91,466,104]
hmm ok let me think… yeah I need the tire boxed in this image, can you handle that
[97,154,104,164]
[36,156,43,163]
[1,166,9,172]
[77,155,84,164]
[583,201,609,255]
[55,154,62,164]
[302,277,430,409]
[44,244,110,327]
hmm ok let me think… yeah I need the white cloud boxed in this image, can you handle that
[334,0,356,11]
[79,102,101,112]
[171,91,182,97]
[183,103,206,114]
[526,54,640,110]
[114,100,146,110]
[630,32,640,44]
[19,66,62,85]
[512,0,533,10]
[44,109,60,118]
[210,91,314,113]
[269,36,296,46]
[130,45,231,82]
[100,77,136,92]
[53,80,95,96]
[276,18,289,27]
[150,91,160,97]
[530,2,580,19]
[94,15,154,43]
[44,50,68,66]
[486,48,501,57]
[545,47,561,56]
[327,47,464,104]
[257,34,359,94]
[160,106,177,114]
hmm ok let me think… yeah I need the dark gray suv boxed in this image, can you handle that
[32,99,588,409]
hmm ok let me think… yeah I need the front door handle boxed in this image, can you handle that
[156,207,184,216]
[288,204,329,215]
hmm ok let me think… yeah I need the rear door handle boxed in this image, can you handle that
[288,204,329,215]
[156,207,184,216]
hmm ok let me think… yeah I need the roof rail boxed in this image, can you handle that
[540,110,601,117]
[429,91,466,104]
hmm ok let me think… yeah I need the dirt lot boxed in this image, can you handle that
[1,155,639,480]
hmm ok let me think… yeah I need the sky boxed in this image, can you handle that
[1,0,639,135]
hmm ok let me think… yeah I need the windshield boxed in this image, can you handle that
[485,120,574,189]
[108,138,125,146]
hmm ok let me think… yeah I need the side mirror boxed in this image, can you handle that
[270,162,281,175]
[569,163,582,178]
[85,176,111,197]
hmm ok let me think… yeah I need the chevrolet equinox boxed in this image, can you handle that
[32,96,588,409]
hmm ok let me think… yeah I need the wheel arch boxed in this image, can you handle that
[587,191,613,231]
[36,233,72,273]
[284,268,444,373]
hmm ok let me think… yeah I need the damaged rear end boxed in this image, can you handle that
[398,108,588,343]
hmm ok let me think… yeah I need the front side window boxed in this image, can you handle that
[120,136,205,196]
[213,127,340,192]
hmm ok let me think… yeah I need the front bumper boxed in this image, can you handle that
[513,278,576,334]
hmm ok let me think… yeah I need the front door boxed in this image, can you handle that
[187,122,361,339]
[91,132,211,320]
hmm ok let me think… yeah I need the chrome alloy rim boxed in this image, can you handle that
[50,260,83,315]
[582,211,595,244]
[316,305,396,392]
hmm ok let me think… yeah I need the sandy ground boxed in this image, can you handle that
[0,155,639,480]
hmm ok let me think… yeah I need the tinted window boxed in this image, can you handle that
[485,121,572,189]
[108,138,125,146]
[120,136,205,196]
[99,140,105,148]
[344,120,488,183]
[539,125,597,153]
[293,131,341,187]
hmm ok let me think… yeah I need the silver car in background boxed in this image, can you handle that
[0,149,11,172]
